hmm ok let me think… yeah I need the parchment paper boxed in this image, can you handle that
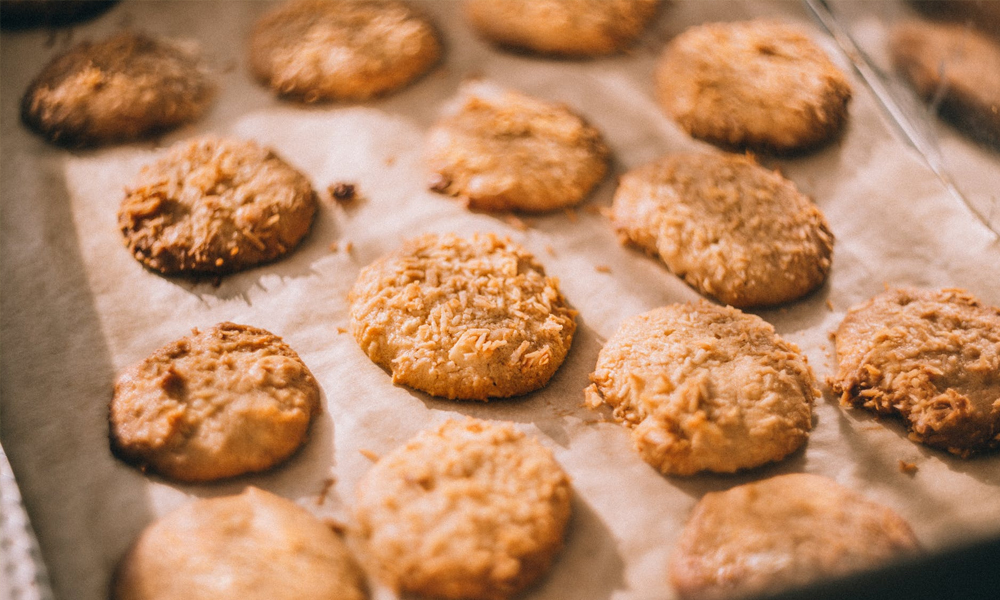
[2,2,999,600]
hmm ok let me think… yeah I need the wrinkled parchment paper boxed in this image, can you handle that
[2,2,999,600]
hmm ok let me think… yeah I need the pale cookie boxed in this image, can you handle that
[249,0,442,102]
[118,136,317,276]
[669,473,920,599]
[349,233,576,400]
[20,31,213,147]
[110,323,321,482]
[891,20,1000,147]
[112,487,367,600]
[586,302,817,476]
[426,82,609,212]
[463,0,660,57]
[656,19,852,153]
[355,418,572,600]
[830,287,1000,457]
[611,152,833,308]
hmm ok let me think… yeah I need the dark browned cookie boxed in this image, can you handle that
[118,137,318,276]
[20,32,213,146]
[830,287,1000,457]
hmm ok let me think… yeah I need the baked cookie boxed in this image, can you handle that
[463,0,660,57]
[118,136,317,276]
[656,19,852,153]
[20,32,213,146]
[355,418,572,600]
[830,287,1000,457]
[349,233,576,400]
[669,473,919,599]
[249,0,442,102]
[611,152,833,308]
[425,82,609,212]
[891,21,1000,147]
[112,487,367,600]
[110,323,321,482]
[585,302,817,476]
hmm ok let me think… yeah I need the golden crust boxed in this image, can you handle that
[349,233,577,400]
[355,418,572,600]
[586,303,817,475]
[830,287,1000,457]
[109,323,321,482]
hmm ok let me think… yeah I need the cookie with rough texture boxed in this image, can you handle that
[611,152,834,308]
[463,0,660,57]
[112,487,367,600]
[585,302,817,475]
[669,473,919,599]
[426,82,609,212]
[110,323,321,482]
[249,0,442,102]
[20,32,213,146]
[891,21,1000,147]
[355,418,572,600]
[830,287,1000,457]
[656,19,852,153]
[118,137,317,276]
[349,233,576,400]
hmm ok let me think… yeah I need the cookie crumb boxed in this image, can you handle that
[329,182,357,203]
[316,476,337,505]
[344,241,354,254]
[826,299,834,311]
[323,518,348,536]
[359,448,380,461]
[898,460,918,474]
[336,327,347,335]
[595,265,611,273]
[329,242,339,252]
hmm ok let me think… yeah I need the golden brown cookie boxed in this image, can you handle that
[425,82,610,212]
[109,323,321,482]
[585,302,817,476]
[656,19,852,153]
[112,487,367,600]
[891,20,1000,147]
[830,287,1000,457]
[669,473,920,599]
[463,0,660,57]
[355,418,572,600]
[249,0,442,102]
[20,31,213,146]
[349,233,577,400]
[610,152,834,308]
[118,136,318,276]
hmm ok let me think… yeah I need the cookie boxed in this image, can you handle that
[425,82,609,212]
[249,0,442,102]
[118,136,318,276]
[891,21,1000,147]
[463,0,660,57]
[830,287,1000,457]
[109,323,321,482]
[355,418,572,600]
[655,19,852,153]
[20,32,213,146]
[611,152,834,308]
[112,487,367,600]
[349,233,576,400]
[669,473,919,599]
[585,302,817,476]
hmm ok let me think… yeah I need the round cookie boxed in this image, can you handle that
[585,302,817,476]
[112,487,367,600]
[610,152,834,308]
[349,233,577,400]
[118,136,317,276]
[355,418,572,600]
[463,0,660,57]
[656,19,853,153]
[830,287,1000,457]
[669,473,920,599]
[20,32,213,146]
[249,0,442,102]
[891,21,1000,147]
[425,82,609,212]
[110,322,321,482]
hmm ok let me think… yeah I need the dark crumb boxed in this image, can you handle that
[315,476,337,505]
[211,275,223,287]
[898,460,918,475]
[329,182,357,203]
[323,518,348,535]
